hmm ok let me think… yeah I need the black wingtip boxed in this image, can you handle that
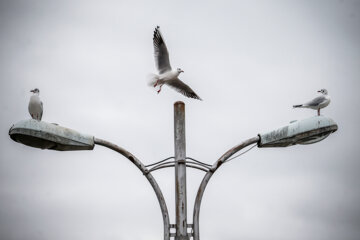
[153,26,163,44]
[154,26,161,35]
[188,93,202,101]
[191,93,202,101]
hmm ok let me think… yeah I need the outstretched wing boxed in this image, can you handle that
[305,96,326,107]
[166,78,202,100]
[153,26,172,74]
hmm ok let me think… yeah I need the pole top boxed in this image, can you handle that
[174,101,185,106]
[174,101,185,112]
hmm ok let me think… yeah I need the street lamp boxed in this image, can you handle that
[192,115,338,240]
[9,119,94,151]
[9,119,171,240]
[9,102,338,240]
[258,115,338,147]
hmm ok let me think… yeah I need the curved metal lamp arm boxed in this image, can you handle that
[94,138,171,240]
[192,136,260,240]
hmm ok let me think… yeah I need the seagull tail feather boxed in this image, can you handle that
[147,73,160,87]
[293,104,303,108]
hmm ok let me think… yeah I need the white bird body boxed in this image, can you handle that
[159,69,181,81]
[149,26,202,100]
[28,88,43,121]
[293,89,330,115]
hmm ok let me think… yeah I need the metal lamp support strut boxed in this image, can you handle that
[93,103,258,240]
[94,138,171,240]
[94,104,260,240]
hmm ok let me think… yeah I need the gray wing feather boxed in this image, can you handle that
[40,101,43,120]
[153,26,172,74]
[166,78,202,100]
[305,96,326,107]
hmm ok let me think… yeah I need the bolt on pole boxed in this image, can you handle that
[174,101,189,240]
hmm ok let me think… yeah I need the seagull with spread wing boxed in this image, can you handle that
[148,26,202,100]
[293,89,331,116]
[28,88,43,121]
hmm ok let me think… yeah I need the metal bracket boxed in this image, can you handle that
[177,159,186,164]
[169,224,194,238]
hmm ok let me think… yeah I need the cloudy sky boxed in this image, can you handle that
[1,0,359,239]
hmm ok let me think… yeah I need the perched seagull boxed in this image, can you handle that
[28,88,43,120]
[293,89,331,116]
[148,26,202,100]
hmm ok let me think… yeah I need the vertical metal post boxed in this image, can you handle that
[174,101,189,240]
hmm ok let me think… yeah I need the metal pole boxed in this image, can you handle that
[192,136,260,240]
[94,138,171,240]
[174,101,189,240]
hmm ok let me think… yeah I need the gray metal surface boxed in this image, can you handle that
[94,138,171,240]
[258,116,338,147]
[192,136,260,240]
[9,119,94,151]
[174,101,189,240]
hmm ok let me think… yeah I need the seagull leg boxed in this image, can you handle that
[154,80,159,87]
[157,84,163,94]
[317,109,320,116]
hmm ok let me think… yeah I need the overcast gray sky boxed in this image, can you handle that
[1,0,359,239]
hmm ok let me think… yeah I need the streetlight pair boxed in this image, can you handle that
[9,102,337,240]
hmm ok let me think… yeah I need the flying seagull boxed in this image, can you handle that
[293,89,330,116]
[28,88,43,120]
[148,26,202,100]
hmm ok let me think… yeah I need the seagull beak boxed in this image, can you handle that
[317,90,321,93]
[30,90,34,93]
[181,70,184,73]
